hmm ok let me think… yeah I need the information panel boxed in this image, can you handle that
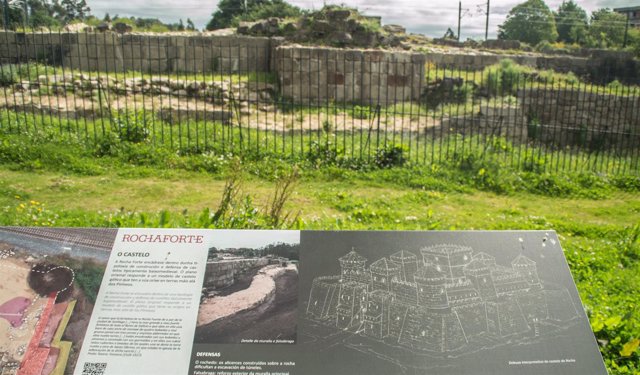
[0,227,607,375]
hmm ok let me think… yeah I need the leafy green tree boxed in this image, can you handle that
[207,0,251,30]
[186,18,195,31]
[232,0,302,25]
[206,0,301,30]
[498,0,559,45]
[59,0,90,22]
[554,0,588,44]
[587,8,627,48]
[1,1,25,29]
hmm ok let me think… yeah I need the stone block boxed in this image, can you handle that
[87,45,101,59]
[148,46,165,60]
[60,33,78,44]
[328,72,345,85]
[345,50,363,61]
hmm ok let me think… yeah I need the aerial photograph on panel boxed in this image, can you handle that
[0,227,116,375]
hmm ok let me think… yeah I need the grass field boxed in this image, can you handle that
[0,112,639,373]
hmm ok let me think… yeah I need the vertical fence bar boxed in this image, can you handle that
[0,31,13,133]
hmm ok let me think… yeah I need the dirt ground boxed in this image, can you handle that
[195,267,298,344]
[0,91,439,133]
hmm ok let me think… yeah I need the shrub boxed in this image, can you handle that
[111,111,152,143]
[374,144,407,169]
[527,111,542,141]
[535,40,553,54]
[451,82,474,103]
[483,59,529,96]
[351,105,373,120]
[0,65,17,87]
[306,140,339,167]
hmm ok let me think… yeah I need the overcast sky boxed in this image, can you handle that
[87,0,631,38]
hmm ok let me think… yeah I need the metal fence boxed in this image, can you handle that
[0,31,639,175]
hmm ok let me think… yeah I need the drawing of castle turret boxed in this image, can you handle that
[420,244,473,281]
[463,258,497,301]
[414,265,449,309]
[390,250,419,282]
[472,252,497,268]
[336,282,368,330]
[370,258,401,292]
[511,255,540,287]
[363,290,393,339]
[339,250,368,284]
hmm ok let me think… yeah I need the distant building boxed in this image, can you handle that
[614,6,640,28]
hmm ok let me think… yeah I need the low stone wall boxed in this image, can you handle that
[519,88,640,148]
[424,52,593,75]
[275,45,425,105]
[0,32,272,73]
[440,107,527,143]
[203,258,269,289]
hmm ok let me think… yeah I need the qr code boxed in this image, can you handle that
[82,362,107,375]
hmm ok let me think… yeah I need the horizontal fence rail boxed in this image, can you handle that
[0,31,639,175]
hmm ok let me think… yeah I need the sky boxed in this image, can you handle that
[86,0,632,38]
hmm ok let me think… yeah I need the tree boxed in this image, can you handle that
[207,0,251,30]
[498,0,558,46]
[554,0,588,45]
[186,18,195,31]
[232,0,302,25]
[51,0,91,23]
[206,0,302,30]
[587,9,627,48]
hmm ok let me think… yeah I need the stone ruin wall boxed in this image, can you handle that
[203,258,269,290]
[0,31,615,79]
[274,45,425,105]
[441,90,640,148]
[519,89,640,148]
[0,32,273,73]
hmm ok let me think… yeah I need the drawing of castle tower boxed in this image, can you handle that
[370,258,401,292]
[414,265,448,309]
[511,255,540,286]
[363,290,393,339]
[390,250,419,282]
[472,252,496,268]
[339,250,368,284]
[463,258,497,301]
[420,244,473,281]
[336,282,368,330]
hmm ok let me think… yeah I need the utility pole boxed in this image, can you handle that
[485,0,490,41]
[2,0,8,31]
[457,1,462,41]
[623,12,630,48]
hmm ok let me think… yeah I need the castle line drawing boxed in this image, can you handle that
[306,244,579,354]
